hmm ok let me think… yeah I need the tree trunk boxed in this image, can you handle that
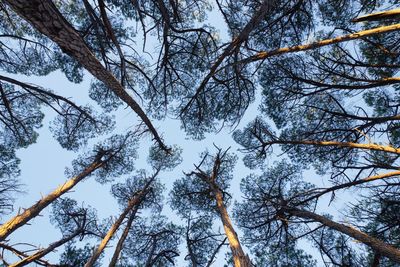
[0,158,104,241]
[85,170,159,267]
[8,228,82,267]
[5,0,168,152]
[301,170,400,203]
[84,193,144,267]
[0,243,55,266]
[243,23,400,64]
[213,186,251,267]
[352,8,400,22]
[182,0,274,114]
[108,208,138,267]
[267,140,400,154]
[286,207,400,264]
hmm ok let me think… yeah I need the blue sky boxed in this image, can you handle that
[0,2,364,266]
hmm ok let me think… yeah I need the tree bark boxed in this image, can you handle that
[352,8,400,22]
[301,170,400,203]
[4,0,168,152]
[285,207,400,264]
[0,157,104,241]
[212,185,251,267]
[241,23,400,64]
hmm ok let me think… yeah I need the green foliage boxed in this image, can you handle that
[111,170,164,212]
[50,197,100,238]
[147,144,182,171]
[234,161,316,249]
[119,216,182,267]
[310,226,365,266]
[183,214,227,267]
[4,0,400,266]
[66,133,138,183]
[59,243,101,267]
[254,242,316,267]
[170,149,237,217]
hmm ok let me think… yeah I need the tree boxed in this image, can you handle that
[171,147,252,266]
[117,215,182,267]
[2,0,400,266]
[235,161,400,264]
[183,214,227,267]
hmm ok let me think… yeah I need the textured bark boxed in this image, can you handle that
[194,150,251,267]
[8,229,81,267]
[286,207,400,263]
[0,158,104,242]
[212,184,251,267]
[5,0,168,152]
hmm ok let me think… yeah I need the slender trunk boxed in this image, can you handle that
[268,139,400,154]
[212,185,251,267]
[85,171,158,267]
[144,238,157,267]
[186,221,198,267]
[242,23,400,64]
[108,208,138,267]
[0,243,54,266]
[352,8,400,22]
[285,207,400,263]
[181,0,274,114]
[8,229,82,267]
[84,194,143,267]
[5,0,168,152]
[301,170,400,203]
[0,158,104,241]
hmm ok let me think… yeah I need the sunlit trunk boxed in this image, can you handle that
[8,228,82,267]
[244,23,400,63]
[213,186,251,267]
[286,207,400,263]
[0,158,104,241]
[85,170,159,267]
[84,194,144,267]
[108,208,138,267]
[270,140,400,154]
[301,170,400,203]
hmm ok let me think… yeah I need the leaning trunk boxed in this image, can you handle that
[85,170,159,267]
[0,157,104,241]
[84,194,144,267]
[5,0,168,151]
[108,208,138,267]
[246,23,400,63]
[8,228,82,267]
[286,207,400,263]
